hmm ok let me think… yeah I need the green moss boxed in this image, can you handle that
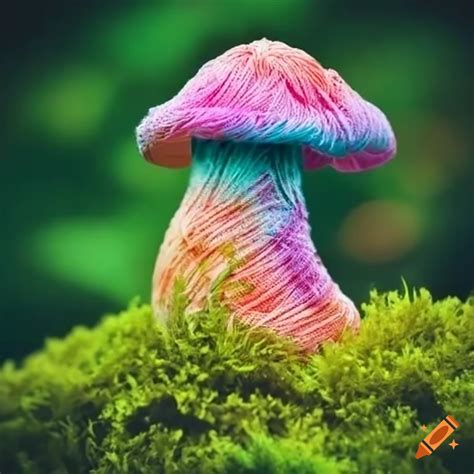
[0,286,473,473]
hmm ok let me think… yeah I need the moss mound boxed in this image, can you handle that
[1,287,473,473]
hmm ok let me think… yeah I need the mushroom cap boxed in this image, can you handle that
[136,39,396,172]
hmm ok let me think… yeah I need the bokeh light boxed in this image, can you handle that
[339,200,423,263]
[1,0,472,360]
[25,67,116,143]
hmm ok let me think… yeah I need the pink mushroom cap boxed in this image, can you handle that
[136,39,396,172]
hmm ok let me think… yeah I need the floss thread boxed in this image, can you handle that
[136,39,396,352]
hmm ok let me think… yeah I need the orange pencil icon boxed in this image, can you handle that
[416,415,460,459]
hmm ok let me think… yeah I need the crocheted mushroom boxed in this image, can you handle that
[136,39,396,352]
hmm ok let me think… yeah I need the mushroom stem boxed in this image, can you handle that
[153,139,359,352]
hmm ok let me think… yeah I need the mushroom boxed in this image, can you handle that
[136,39,396,352]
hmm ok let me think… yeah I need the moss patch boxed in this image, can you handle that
[1,286,473,473]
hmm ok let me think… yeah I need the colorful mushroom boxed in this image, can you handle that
[136,39,396,352]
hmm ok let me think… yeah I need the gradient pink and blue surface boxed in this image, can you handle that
[137,38,395,172]
[137,39,396,351]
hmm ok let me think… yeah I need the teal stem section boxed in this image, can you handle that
[189,139,306,211]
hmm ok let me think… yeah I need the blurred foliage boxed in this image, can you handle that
[0,0,473,359]
[1,285,473,472]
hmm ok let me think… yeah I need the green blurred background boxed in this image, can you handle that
[1,0,472,361]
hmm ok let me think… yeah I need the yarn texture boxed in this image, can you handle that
[152,139,359,352]
[137,38,396,172]
[137,39,396,351]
